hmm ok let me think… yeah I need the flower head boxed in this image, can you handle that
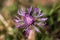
[14,6,48,37]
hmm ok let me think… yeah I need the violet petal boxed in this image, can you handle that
[14,19,20,22]
[25,27,31,37]
[33,25,40,33]
[40,18,48,21]
[18,8,25,16]
[27,6,32,14]
[34,8,39,13]
[16,21,25,28]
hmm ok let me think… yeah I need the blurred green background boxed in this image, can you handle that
[0,0,60,40]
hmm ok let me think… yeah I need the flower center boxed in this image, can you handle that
[24,14,34,25]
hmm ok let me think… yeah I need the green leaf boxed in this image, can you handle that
[45,36,53,40]
[49,2,60,16]
[7,4,17,12]
[49,17,54,25]
[57,10,60,21]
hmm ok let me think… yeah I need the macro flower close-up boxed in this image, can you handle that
[14,6,48,37]
[0,0,60,40]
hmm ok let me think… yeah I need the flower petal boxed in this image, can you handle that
[34,8,39,13]
[39,13,44,17]
[25,27,31,37]
[16,21,25,28]
[34,22,45,27]
[18,8,26,16]
[40,18,48,21]
[33,13,44,18]
[14,19,20,22]
[27,6,32,14]
[33,25,40,33]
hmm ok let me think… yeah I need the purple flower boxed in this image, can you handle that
[14,6,48,37]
